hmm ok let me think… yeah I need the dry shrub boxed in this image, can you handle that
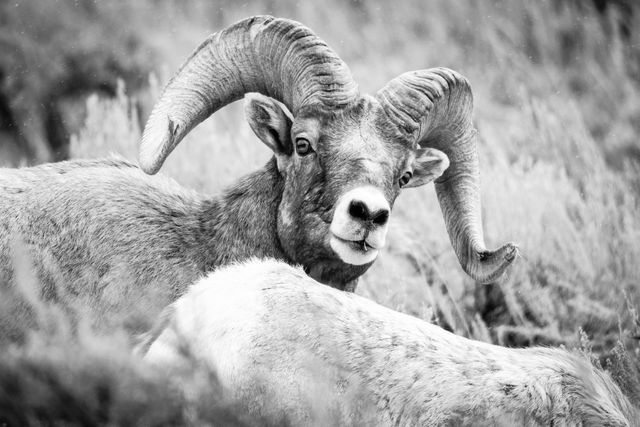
[0,240,257,425]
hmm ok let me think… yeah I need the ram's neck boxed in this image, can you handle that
[195,158,288,271]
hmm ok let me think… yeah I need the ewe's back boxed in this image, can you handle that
[143,259,638,426]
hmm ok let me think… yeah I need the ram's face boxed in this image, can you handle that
[245,94,448,287]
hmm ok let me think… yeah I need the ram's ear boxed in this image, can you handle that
[245,93,294,157]
[405,148,450,188]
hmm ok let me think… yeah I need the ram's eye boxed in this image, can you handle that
[399,171,412,188]
[295,138,313,156]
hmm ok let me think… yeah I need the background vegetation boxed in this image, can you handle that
[1,0,639,422]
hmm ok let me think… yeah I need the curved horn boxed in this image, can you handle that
[140,15,358,174]
[376,68,517,283]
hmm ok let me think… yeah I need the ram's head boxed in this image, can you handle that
[140,16,516,286]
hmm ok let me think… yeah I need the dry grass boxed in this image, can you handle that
[1,0,639,422]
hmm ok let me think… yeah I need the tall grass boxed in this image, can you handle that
[2,0,639,420]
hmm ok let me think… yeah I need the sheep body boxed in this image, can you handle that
[0,157,285,334]
[142,259,638,426]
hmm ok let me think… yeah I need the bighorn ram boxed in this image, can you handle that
[0,16,515,326]
[140,259,637,426]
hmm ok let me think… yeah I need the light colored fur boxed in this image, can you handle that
[141,259,638,426]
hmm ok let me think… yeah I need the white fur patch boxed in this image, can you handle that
[330,236,379,265]
[329,186,389,265]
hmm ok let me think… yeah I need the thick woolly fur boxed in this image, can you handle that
[141,259,638,426]
[0,157,287,337]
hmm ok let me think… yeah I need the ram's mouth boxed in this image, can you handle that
[329,234,379,266]
[334,235,378,251]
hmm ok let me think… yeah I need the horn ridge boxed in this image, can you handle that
[140,15,358,174]
[376,68,517,283]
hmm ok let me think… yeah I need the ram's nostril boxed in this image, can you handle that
[372,210,389,226]
[348,200,370,222]
[348,199,389,226]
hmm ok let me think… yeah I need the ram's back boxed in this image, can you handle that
[0,158,206,335]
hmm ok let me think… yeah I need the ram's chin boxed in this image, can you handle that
[330,236,379,266]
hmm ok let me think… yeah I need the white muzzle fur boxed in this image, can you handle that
[330,186,390,265]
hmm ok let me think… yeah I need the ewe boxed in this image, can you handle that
[141,259,637,426]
